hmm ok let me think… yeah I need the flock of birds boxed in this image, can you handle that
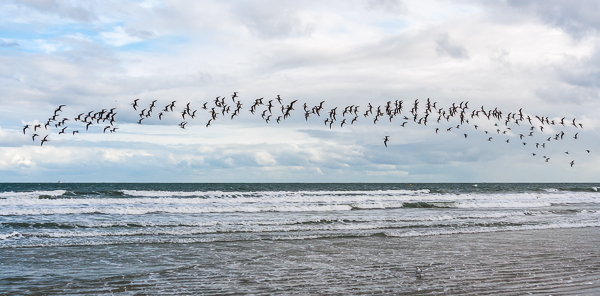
[22,104,118,147]
[21,92,591,167]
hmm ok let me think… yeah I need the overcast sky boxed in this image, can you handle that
[1,0,599,182]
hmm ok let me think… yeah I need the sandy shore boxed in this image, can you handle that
[2,226,599,295]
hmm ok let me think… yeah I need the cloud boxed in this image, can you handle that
[365,0,407,14]
[0,39,20,48]
[101,26,152,46]
[255,151,276,166]
[231,1,315,39]
[435,32,468,59]
[14,0,98,22]
[1,0,599,182]
[0,126,32,147]
[503,0,600,39]
[125,28,156,40]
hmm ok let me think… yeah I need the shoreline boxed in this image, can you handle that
[2,226,599,295]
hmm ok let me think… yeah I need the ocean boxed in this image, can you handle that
[1,183,599,295]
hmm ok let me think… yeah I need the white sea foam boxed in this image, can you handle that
[0,190,65,199]
[16,222,402,239]
[120,189,431,198]
[3,220,599,249]
[385,220,600,238]
[0,231,22,240]
[0,210,542,232]
[1,190,599,215]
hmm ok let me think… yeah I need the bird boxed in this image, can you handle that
[54,105,66,115]
[32,134,39,141]
[40,135,49,146]
[131,99,139,110]
[383,136,390,147]
[415,267,423,278]
[23,125,30,134]
[570,160,574,167]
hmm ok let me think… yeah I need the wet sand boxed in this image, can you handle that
[2,227,599,295]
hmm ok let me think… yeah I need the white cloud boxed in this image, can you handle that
[100,26,143,46]
[255,151,276,166]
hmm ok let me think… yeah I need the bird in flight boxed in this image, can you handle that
[40,135,49,146]
[131,99,139,110]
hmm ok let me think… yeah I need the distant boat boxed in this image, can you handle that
[58,181,63,183]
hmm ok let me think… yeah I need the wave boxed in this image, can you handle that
[1,210,544,230]
[0,231,22,240]
[1,191,599,215]
[7,220,597,239]
[3,221,598,249]
[120,189,431,198]
[0,190,66,199]
[384,221,600,238]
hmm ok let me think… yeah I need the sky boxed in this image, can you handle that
[1,0,599,183]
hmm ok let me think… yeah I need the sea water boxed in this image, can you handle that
[1,183,599,294]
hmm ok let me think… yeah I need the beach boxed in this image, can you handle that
[1,183,599,294]
[2,227,598,295]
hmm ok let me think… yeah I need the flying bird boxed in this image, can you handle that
[131,99,139,110]
[40,135,49,146]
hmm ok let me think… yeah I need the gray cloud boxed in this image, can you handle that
[14,0,97,22]
[232,1,314,39]
[365,0,407,14]
[504,0,600,39]
[125,28,156,40]
[555,48,600,89]
[435,32,469,59]
[0,39,19,48]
